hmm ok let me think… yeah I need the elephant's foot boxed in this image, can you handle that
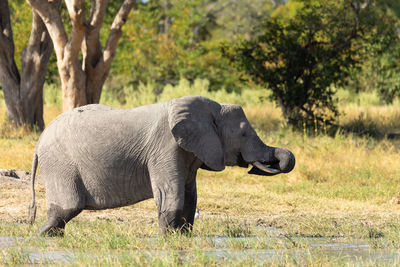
[38,205,83,237]
[37,215,66,237]
[158,210,187,234]
[37,223,65,237]
[179,217,194,235]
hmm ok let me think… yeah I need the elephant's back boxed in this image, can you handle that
[36,104,116,153]
[37,103,167,152]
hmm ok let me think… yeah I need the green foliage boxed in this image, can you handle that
[336,89,381,107]
[223,0,399,129]
[43,83,62,107]
[375,51,400,104]
[111,0,241,92]
[6,0,400,113]
[341,0,400,104]
[107,0,280,91]
[8,1,32,71]
[384,0,400,18]
[101,78,270,108]
[210,0,277,41]
[345,43,400,104]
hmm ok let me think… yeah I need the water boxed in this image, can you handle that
[209,236,400,264]
[1,236,399,264]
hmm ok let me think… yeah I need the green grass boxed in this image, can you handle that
[1,86,400,265]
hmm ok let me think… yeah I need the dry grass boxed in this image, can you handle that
[1,98,400,265]
[340,105,400,138]
[1,102,400,213]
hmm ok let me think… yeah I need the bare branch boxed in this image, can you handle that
[84,0,134,104]
[102,0,135,69]
[64,0,86,61]
[27,0,66,61]
[83,0,109,69]
[89,0,109,28]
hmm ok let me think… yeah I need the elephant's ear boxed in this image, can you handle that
[168,96,225,171]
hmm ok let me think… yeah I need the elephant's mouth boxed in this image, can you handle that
[237,153,281,176]
[248,161,281,176]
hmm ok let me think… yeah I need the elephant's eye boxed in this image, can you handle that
[239,122,248,137]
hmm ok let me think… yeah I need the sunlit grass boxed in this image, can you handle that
[0,105,62,170]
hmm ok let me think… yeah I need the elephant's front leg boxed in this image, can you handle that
[151,176,186,234]
[181,177,197,233]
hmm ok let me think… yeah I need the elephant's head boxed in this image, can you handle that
[168,96,295,176]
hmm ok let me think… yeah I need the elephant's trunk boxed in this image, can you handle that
[273,147,296,173]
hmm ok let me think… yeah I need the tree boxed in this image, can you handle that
[338,0,400,104]
[375,0,400,103]
[109,0,241,95]
[223,0,398,128]
[343,40,400,104]
[26,0,135,111]
[0,0,56,129]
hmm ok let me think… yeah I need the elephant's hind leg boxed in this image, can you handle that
[38,167,86,236]
[38,205,83,236]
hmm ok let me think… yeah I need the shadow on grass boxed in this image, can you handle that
[339,111,400,140]
[289,109,400,140]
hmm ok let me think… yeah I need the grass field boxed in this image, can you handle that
[1,88,400,265]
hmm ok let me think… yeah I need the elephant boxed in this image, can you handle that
[28,95,295,236]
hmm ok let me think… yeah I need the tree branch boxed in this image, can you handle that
[89,0,109,29]
[84,0,134,104]
[27,0,66,61]
[83,0,108,70]
[102,0,135,70]
[64,0,86,63]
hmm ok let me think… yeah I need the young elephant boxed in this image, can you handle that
[29,96,295,236]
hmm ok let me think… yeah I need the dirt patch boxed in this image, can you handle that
[0,169,43,186]
[0,169,158,224]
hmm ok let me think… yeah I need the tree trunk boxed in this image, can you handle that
[276,93,288,120]
[27,0,135,112]
[0,1,53,130]
[58,58,88,111]
[19,11,54,129]
[86,66,107,104]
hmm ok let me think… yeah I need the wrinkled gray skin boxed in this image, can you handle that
[29,96,295,236]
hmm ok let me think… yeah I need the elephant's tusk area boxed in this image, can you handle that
[252,161,280,174]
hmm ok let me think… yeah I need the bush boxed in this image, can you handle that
[223,0,399,130]
[101,78,270,108]
[336,89,381,107]
[110,0,242,93]
[43,83,62,107]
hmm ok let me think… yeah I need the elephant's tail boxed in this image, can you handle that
[28,153,38,225]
